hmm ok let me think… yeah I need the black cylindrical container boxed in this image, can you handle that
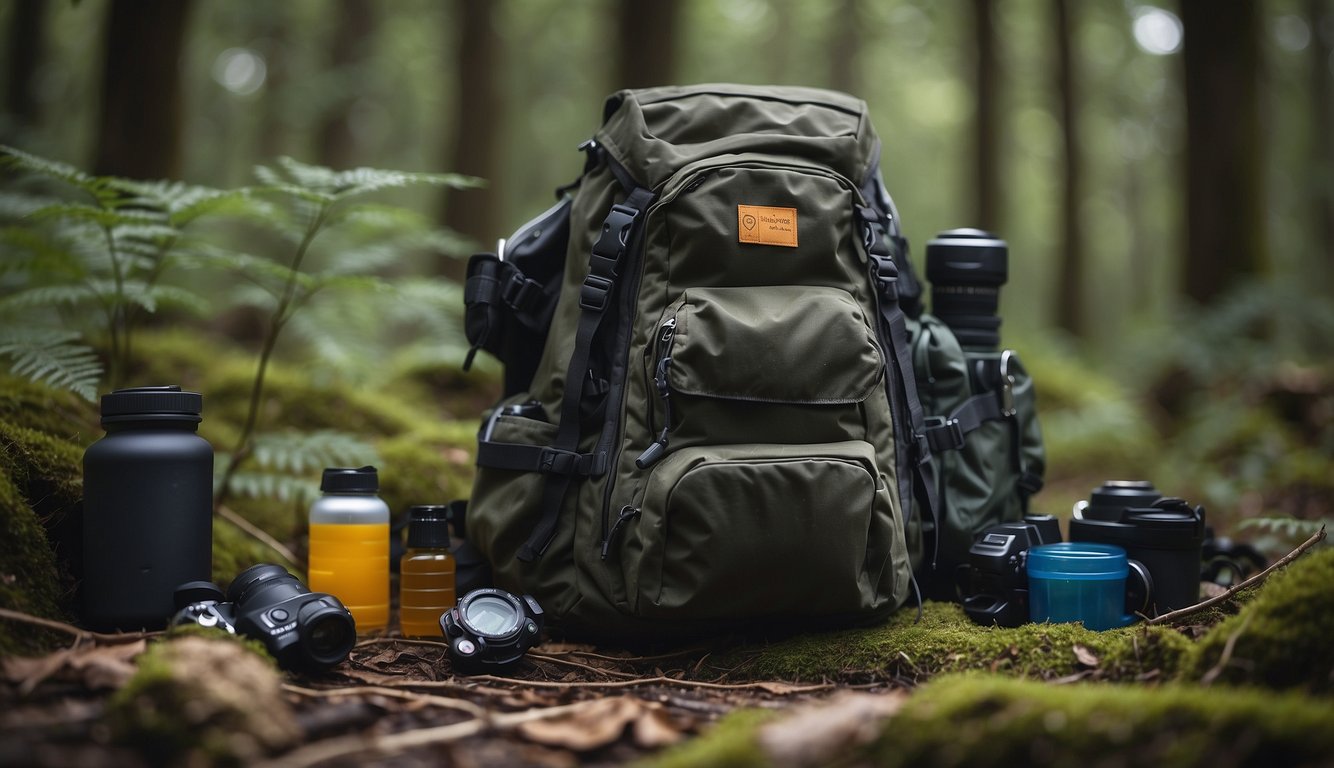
[82,386,213,630]
[1069,501,1205,616]
[925,228,1009,350]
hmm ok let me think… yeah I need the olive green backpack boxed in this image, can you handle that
[462,85,1042,639]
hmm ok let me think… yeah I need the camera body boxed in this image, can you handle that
[441,587,544,674]
[172,564,356,671]
[958,516,1061,627]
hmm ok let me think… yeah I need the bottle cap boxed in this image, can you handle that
[406,505,452,549]
[101,385,203,423]
[320,466,379,493]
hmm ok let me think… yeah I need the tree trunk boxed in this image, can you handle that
[92,0,194,180]
[970,0,1000,232]
[1179,0,1267,304]
[4,0,45,131]
[1052,0,1085,337]
[613,0,679,89]
[316,0,378,170]
[828,0,861,96]
[441,0,504,270]
[1310,0,1333,286]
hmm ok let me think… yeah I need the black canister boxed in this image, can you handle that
[1069,499,1206,616]
[82,386,213,630]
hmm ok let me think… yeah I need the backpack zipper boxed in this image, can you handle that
[600,505,641,560]
[634,316,678,468]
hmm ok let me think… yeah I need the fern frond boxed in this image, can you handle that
[249,429,379,475]
[328,167,482,199]
[0,283,102,310]
[217,470,321,505]
[28,202,166,229]
[325,203,431,232]
[0,328,102,401]
[118,281,211,315]
[0,145,100,194]
[0,190,61,219]
[1238,516,1329,540]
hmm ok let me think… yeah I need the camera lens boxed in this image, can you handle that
[226,563,303,606]
[297,600,356,667]
[925,228,1008,350]
[463,594,519,637]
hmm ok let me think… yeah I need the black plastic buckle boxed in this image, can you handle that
[869,254,899,300]
[501,271,542,313]
[591,204,639,263]
[539,448,580,475]
[579,274,613,311]
[924,416,965,452]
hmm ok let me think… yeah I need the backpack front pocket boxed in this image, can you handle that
[636,285,883,465]
[620,441,893,619]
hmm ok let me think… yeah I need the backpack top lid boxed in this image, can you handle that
[596,84,882,190]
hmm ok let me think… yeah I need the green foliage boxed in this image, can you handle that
[219,429,379,506]
[0,328,101,401]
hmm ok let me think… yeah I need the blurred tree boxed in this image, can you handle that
[614,0,679,89]
[1052,0,1085,338]
[257,6,294,162]
[1180,0,1267,303]
[970,0,1000,232]
[829,0,862,96]
[4,0,45,134]
[93,0,194,179]
[1311,0,1333,285]
[442,0,503,266]
[317,0,378,170]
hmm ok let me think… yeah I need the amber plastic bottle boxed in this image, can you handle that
[399,505,456,637]
[308,466,390,632]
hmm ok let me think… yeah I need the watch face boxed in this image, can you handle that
[464,594,519,636]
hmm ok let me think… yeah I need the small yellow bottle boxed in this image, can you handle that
[399,505,456,637]
[308,466,390,633]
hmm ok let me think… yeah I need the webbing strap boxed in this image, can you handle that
[476,439,605,476]
[924,390,1007,453]
[518,186,654,561]
[860,206,939,547]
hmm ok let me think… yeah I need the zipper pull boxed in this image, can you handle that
[636,319,677,469]
[601,506,641,560]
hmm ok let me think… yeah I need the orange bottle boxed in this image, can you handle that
[399,505,456,637]
[308,466,390,632]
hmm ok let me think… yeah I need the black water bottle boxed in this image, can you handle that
[82,386,213,630]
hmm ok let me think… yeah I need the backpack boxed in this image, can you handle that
[460,84,1042,639]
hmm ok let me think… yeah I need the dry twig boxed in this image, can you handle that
[282,683,487,718]
[0,607,157,646]
[217,504,300,566]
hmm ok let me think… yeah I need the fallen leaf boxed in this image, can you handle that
[1072,644,1100,668]
[2,640,145,695]
[757,691,907,767]
[632,705,685,748]
[517,696,643,751]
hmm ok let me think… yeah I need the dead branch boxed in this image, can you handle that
[283,683,487,718]
[1148,524,1326,626]
[0,607,158,645]
[525,653,642,679]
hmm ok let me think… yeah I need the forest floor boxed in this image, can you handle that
[2,529,1332,768]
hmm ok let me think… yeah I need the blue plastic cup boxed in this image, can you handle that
[1027,542,1135,630]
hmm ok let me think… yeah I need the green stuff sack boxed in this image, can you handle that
[461,85,937,640]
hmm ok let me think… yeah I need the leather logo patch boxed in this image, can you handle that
[737,204,798,247]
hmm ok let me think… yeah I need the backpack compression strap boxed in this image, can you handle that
[518,185,655,562]
[859,206,940,547]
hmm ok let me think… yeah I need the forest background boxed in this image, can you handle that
[1,0,1331,560]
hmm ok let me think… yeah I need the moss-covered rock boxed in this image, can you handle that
[106,633,300,766]
[726,601,1193,683]
[650,676,1334,768]
[1181,546,1334,692]
[0,378,95,652]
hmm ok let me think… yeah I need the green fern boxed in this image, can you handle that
[0,328,102,401]
[1239,516,1329,541]
[216,430,379,505]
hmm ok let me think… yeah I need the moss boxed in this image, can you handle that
[107,634,299,766]
[1181,546,1334,692]
[644,708,778,768]
[870,675,1334,768]
[376,420,478,514]
[645,677,1334,768]
[211,514,286,586]
[729,601,1193,683]
[0,393,90,653]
